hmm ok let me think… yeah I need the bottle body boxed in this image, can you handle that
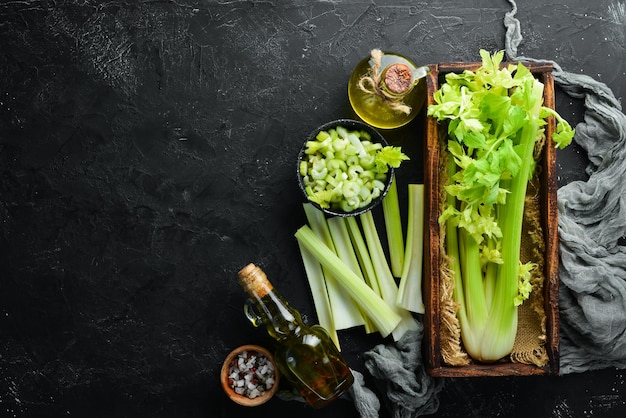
[238,263,354,408]
[274,324,353,408]
[348,50,428,129]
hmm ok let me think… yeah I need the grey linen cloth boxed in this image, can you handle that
[362,329,443,418]
[345,368,381,417]
[505,0,626,374]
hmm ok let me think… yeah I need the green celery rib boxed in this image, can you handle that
[382,176,405,277]
[359,211,419,341]
[345,216,381,298]
[297,241,340,349]
[483,237,498,313]
[396,184,425,313]
[303,204,365,330]
[327,217,377,334]
[459,226,489,360]
[294,225,402,338]
[480,118,540,360]
[343,218,379,334]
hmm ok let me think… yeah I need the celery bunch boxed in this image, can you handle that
[427,50,575,362]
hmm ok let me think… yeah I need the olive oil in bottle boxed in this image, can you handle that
[237,263,354,408]
[348,49,429,129]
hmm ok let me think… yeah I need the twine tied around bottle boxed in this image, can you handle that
[357,49,414,115]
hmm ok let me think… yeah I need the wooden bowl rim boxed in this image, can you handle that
[220,344,279,406]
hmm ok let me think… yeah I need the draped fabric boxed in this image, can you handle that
[505,0,626,375]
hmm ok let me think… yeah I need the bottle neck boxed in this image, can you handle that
[238,263,304,340]
[380,63,414,99]
[252,290,303,339]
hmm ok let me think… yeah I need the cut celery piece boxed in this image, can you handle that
[327,217,377,334]
[303,204,365,330]
[345,216,380,297]
[382,176,404,277]
[297,240,340,350]
[359,211,419,341]
[396,184,425,313]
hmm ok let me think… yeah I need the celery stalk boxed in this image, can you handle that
[396,184,425,313]
[480,118,540,360]
[297,241,340,349]
[458,226,489,358]
[303,204,365,330]
[382,176,404,277]
[327,217,377,334]
[483,237,499,312]
[444,159,468,342]
[345,216,380,297]
[359,211,419,341]
[294,225,402,338]
[327,217,363,280]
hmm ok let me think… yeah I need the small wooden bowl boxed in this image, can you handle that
[220,344,279,407]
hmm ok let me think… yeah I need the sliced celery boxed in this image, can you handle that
[396,184,425,314]
[300,126,408,212]
[294,225,402,338]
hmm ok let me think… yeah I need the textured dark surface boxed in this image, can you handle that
[1,0,625,417]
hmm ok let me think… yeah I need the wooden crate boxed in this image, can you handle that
[423,62,560,377]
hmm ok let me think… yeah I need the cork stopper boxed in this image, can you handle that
[238,263,273,298]
[383,63,413,94]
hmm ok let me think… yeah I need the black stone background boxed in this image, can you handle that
[1,0,625,417]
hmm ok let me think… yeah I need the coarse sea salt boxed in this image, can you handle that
[228,350,276,399]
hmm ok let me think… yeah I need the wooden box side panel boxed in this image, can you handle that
[539,72,561,375]
[424,65,442,373]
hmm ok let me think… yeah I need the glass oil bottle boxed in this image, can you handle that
[237,263,354,408]
[348,49,430,129]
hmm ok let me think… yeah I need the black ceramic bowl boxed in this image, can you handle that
[297,119,394,217]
